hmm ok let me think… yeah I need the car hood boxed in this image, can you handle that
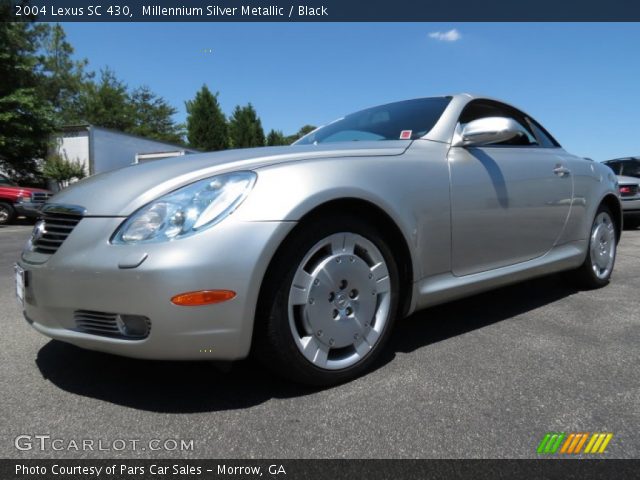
[47,141,411,216]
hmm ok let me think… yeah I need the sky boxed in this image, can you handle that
[61,22,640,161]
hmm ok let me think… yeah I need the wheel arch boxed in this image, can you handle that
[256,197,415,322]
[600,193,622,242]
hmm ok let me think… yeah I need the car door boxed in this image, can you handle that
[447,100,573,276]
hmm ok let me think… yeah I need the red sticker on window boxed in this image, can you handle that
[400,130,412,139]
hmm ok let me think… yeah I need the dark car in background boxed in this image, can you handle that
[603,157,640,229]
[0,174,51,225]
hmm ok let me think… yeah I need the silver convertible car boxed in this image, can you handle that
[17,94,621,385]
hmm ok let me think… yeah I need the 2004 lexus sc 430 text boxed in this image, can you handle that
[15,94,621,385]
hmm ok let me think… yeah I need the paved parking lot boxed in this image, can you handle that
[1,224,639,459]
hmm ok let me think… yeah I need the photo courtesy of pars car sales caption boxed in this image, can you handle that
[16,463,285,476]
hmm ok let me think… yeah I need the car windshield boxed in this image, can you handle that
[0,174,16,186]
[294,97,452,145]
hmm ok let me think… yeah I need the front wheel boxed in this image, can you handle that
[254,216,400,386]
[571,205,617,289]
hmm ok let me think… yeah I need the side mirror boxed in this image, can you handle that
[455,117,523,147]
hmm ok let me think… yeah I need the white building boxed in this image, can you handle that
[52,124,197,177]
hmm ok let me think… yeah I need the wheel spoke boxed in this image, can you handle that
[301,336,329,368]
[290,270,313,305]
[370,261,389,279]
[354,336,371,357]
[331,233,355,255]
[315,267,336,290]
[375,276,391,294]
[366,327,381,344]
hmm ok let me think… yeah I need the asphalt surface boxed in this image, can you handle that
[1,223,639,459]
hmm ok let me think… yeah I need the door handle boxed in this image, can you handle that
[553,165,571,177]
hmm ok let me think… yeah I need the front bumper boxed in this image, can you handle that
[18,217,294,360]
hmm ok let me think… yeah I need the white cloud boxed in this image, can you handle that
[428,29,461,42]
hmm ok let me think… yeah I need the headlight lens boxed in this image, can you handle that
[112,171,256,244]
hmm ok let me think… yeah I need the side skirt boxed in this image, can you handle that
[410,240,587,313]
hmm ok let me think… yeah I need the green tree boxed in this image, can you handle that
[229,103,265,148]
[130,86,184,144]
[266,129,288,146]
[185,85,228,151]
[38,23,91,126]
[286,124,317,144]
[42,151,86,190]
[77,68,134,131]
[0,4,55,179]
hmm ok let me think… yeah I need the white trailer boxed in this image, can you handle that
[52,124,197,177]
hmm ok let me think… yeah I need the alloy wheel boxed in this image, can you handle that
[287,232,392,370]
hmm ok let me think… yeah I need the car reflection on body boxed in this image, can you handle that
[17,94,621,385]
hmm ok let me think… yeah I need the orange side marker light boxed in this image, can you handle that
[171,290,236,306]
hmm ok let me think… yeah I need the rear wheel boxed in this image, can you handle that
[571,204,617,289]
[254,215,399,386]
[0,202,16,225]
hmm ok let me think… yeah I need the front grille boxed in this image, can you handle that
[31,192,51,203]
[74,310,151,339]
[32,205,84,255]
[620,184,639,197]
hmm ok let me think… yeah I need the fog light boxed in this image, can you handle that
[116,314,151,338]
[171,290,236,306]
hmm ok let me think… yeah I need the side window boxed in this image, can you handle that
[458,100,538,147]
[526,118,560,148]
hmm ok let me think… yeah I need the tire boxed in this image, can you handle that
[254,214,400,386]
[0,202,16,225]
[571,204,617,289]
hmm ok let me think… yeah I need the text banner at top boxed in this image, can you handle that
[10,0,640,22]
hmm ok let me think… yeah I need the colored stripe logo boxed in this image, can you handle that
[537,432,613,454]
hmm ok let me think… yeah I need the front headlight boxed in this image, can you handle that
[112,171,256,244]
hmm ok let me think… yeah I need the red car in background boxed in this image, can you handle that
[0,174,51,225]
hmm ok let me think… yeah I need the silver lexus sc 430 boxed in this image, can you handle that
[16,94,621,385]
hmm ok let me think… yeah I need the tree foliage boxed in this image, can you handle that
[185,85,228,151]
[229,103,265,148]
[42,151,86,189]
[77,68,134,131]
[130,85,184,144]
[266,129,288,146]
[0,7,55,179]
[38,23,91,126]
[286,124,317,144]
